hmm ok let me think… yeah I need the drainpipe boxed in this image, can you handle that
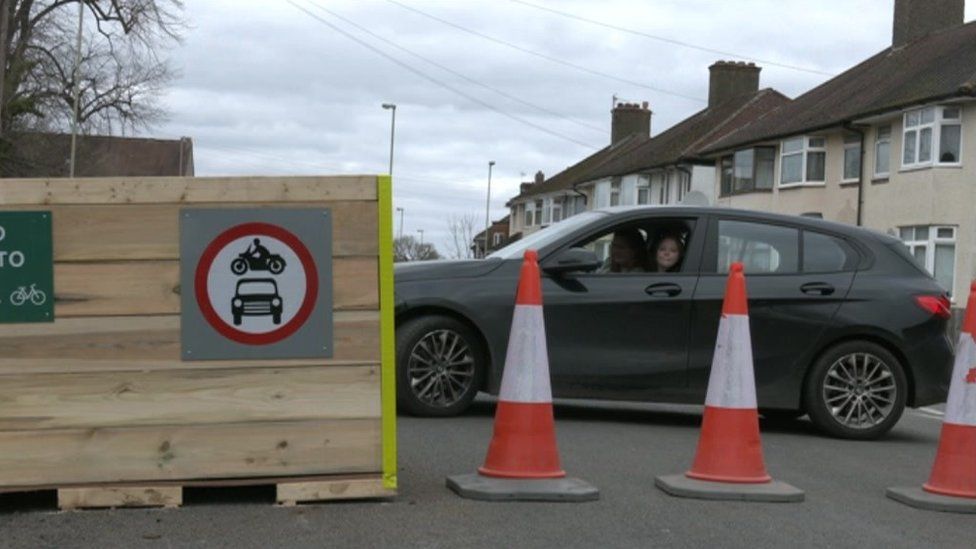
[571,182,588,212]
[844,123,866,226]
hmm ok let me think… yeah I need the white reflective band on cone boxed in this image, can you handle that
[944,334,976,426]
[704,314,757,409]
[498,305,553,403]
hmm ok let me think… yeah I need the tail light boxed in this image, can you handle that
[915,295,952,319]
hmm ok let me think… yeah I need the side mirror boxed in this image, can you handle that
[542,247,601,275]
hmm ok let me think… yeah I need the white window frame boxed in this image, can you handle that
[874,125,891,178]
[524,201,535,227]
[551,197,563,223]
[610,180,621,206]
[541,198,552,225]
[779,136,826,187]
[842,134,861,183]
[492,232,503,246]
[901,106,963,170]
[900,224,957,297]
[637,177,650,204]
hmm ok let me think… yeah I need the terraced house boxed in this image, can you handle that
[701,0,976,305]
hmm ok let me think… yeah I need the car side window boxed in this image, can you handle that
[716,220,799,274]
[571,218,694,274]
[803,231,857,272]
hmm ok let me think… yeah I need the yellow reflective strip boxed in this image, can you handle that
[377,174,398,490]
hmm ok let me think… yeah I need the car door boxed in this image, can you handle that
[541,215,704,400]
[688,216,858,408]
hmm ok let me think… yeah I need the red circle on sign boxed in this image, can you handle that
[195,222,319,345]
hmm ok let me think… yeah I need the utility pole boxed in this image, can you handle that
[69,1,84,178]
[483,161,495,258]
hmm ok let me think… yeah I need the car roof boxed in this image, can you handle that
[591,205,885,242]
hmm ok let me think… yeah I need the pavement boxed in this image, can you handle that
[1,399,972,549]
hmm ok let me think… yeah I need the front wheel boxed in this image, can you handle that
[231,258,248,275]
[804,341,907,440]
[396,315,486,416]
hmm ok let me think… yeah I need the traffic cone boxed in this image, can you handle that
[888,282,976,513]
[446,250,598,501]
[656,263,804,502]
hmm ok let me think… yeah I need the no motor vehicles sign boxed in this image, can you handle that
[180,209,333,360]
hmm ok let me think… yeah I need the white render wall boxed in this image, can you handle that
[712,100,976,301]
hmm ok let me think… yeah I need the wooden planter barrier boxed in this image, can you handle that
[0,175,397,509]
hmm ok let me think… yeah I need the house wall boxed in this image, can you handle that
[690,165,715,204]
[713,100,976,301]
[862,101,976,302]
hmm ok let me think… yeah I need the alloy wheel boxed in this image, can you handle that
[821,352,897,430]
[407,329,476,409]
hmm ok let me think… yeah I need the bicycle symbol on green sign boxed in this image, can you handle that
[9,283,47,306]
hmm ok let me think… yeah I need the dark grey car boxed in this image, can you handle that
[394,206,953,439]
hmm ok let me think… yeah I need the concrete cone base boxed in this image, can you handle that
[446,473,599,502]
[886,486,976,513]
[655,474,804,503]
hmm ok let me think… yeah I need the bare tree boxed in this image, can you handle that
[394,235,440,263]
[1,0,184,142]
[445,212,477,260]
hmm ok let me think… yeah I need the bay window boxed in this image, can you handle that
[780,136,825,185]
[903,106,962,168]
[874,125,891,177]
[900,225,956,296]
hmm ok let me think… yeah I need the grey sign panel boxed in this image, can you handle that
[180,208,333,360]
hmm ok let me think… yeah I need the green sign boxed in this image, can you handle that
[0,212,54,323]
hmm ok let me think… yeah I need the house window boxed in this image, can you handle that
[493,232,503,246]
[780,136,825,185]
[534,200,543,225]
[661,175,671,204]
[843,134,861,182]
[903,106,962,168]
[875,125,891,177]
[720,156,733,196]
[637,179,650,204]
[610,179,621,206]
[900,225,956,295]
[572,195,586,215]
[729,147,774,194]
[551,198,563,223]
[541,198,552,225]
[523,202,534,227]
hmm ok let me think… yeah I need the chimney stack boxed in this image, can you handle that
[520,171,544,194]
[708,61,761,108]
[611,101,651,145]
[892,0,964,48]
[534,170,544,185]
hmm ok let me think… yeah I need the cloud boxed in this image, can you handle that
[155,0,976,253]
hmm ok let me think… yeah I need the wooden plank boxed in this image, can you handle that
[277,476,393,505]
[0,365,380,431]
[0,358,378,376]
[0,311,380,367]
[0,175,377,205]
[59,486,182,510]
[1,201,379,260]
[0,419,382,488]
[54,257,379,317]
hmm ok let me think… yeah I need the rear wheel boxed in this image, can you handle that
[396,315,485,416]
[804,341,907,440]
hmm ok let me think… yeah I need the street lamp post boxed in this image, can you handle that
[483,161,495,258]
[396,207,404,240]
[382,103,396,177]
[417,229,424,247]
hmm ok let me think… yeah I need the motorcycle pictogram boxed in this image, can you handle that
[230,238,286,275]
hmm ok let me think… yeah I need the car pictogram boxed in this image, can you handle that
[231,278,283,326]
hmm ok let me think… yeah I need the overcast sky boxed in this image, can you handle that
[155,0,976,256]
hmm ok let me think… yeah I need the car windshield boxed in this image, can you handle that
[237,281,277,295]
[488,211,606,259]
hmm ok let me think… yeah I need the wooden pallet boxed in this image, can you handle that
[3,473,394,510]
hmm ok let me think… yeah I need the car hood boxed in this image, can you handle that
[395,258,505,282]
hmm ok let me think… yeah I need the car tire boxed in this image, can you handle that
[804,340,907,440]
[396,315,486,417]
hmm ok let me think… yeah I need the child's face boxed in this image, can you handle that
[656,238,680,270]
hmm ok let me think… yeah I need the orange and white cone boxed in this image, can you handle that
[925,282,976,498]
[687,262,770,483]
[446,250,598,501]
[888,282,976,512]
[656,263,803,502]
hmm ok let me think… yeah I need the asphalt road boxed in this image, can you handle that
[1,399,971,549]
